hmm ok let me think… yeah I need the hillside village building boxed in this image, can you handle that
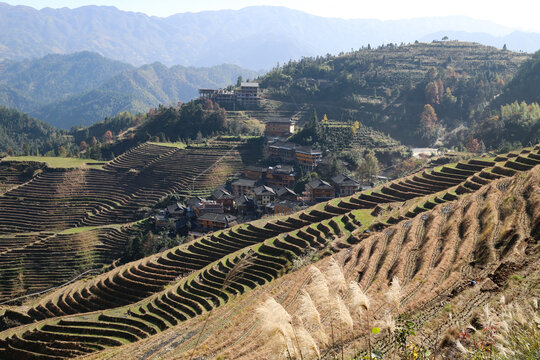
[198,213,237,231]
[231,178,257,196]
[332,174,361,197]
[254,185,277,207]
[265,118,295,138]
[304,179,335,202]
[198,82,261,107]
[244,165,267,181]
[266,141,322,169]
[266,165,296,188]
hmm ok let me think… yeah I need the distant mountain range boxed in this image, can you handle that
[0,52,259,128]
[0,3,539,70]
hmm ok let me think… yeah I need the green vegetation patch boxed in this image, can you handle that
[2,156,106,169]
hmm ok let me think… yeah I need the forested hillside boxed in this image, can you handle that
[489,50,540,107]
[473,50,540,149]
[0,52,258,129]
[0,106,70,154]
[260,41,529,147]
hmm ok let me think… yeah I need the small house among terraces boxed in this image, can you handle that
[304,179,335,202]
[331,174,361,197]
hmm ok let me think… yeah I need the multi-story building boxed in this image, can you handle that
[231,178,257,196]
[266,165,296,188]
[265,118,295,138]
[198,213,237,231]
[266,141,322,170]
[235,82,261,106]
[198,82,261,107]
[244,165,267,181]
[198,89,236,106]
[211,186,236,212]
[254,185,276,207]
[295,146,323,170]
[304,179,335,202]
[267,141,297,163]
[332,174,361,197]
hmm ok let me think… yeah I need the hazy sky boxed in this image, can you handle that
[5,0,540,32]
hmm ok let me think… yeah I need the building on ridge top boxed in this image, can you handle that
[198,82,260,108]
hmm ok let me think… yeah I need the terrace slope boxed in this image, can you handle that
[91,164,539,360]
[0,146,538,359]
[0,140,254,301]
[5,146,540,319]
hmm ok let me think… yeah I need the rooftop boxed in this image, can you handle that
[245,165,267,173]
[269,164,295,174]
[296,146,322,155]
[266,117,294,124]
[307,179,333,189]
[232,178,257,187]
[198,213,237,223]
[332,174,360,186]
[240,82,259,88]
[254,185,276,196]
[276,186,297,197]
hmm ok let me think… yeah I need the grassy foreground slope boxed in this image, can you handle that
[86,167,539,360]
[0,146,538,359]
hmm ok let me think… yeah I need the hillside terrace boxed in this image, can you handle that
[2,145,539,359]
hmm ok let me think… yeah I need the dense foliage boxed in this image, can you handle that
[260,42,528,146]
[490,50,540,107]
[473,51,540,149]
[0,106,71,155]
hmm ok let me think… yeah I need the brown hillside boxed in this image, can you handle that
[87,165,539,360]
[0,157,538,359]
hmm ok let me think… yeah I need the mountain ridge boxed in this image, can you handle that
[1,3,539,69]
[0,52,259,128]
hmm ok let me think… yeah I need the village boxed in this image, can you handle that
[154,84,372,234]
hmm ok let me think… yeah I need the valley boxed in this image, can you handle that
[0,4,538,358]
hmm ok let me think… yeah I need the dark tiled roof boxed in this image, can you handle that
[198,213,237,223]
[307,179,333,190]
[276,186,297,197]
[266,117,293,124]
[211,187,234,200]
[332,174,360,186]
[166,202,186,214]
[232,178,257,187]
[245,165,267,173]
[254,185,276,196]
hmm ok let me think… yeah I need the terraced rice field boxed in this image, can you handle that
[0,146,538,359]
[0,141,256,302]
